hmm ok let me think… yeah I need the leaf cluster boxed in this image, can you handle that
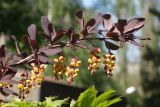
[71,86,121,107]
[1,87,121,107]
[0,10,150,97]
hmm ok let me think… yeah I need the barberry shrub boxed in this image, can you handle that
[0,10,150,101]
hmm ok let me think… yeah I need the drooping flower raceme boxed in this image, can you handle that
[88,48,101,74]
[17,63,45,100]
[102,53,116,76]
[65,57,81,83]
[53,56,66,80]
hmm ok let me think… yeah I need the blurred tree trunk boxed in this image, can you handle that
[115,0,128,89]
[140,0,155,95]
[140,0,160,106]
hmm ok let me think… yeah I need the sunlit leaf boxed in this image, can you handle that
[94,12,103,26]
[73,86,97,107]
[41,16,50,36]
[103,14,113,31]
[27,24,37,48]
[124,18,145,34]
[27,24,37,41]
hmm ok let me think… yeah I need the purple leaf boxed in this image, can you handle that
[75,10,84,30]
[9,55,21,63]
[75,10,83,19]
[94,12,103,26]
[1,75,18,84]
[105,41,119,50]
[0,45,5,57]
[110,35,120,41]
[66,27,79,44]
[28,24,37,48]
[107,32,118,37]
[3,88,18,96]
[41,16,58,42]
[6,66,17,74]
[124,18,145,34]
[27,24,37,41]
[9,80,19,84]
[1,75,13,81]
[119,35,125,42]
[103,14,113,31]
[71,34,79,44]
[48,23,57,41]
[38,55,50,64]
[52,30,65,42]
[116,19,127,33]
[0,88,9,96]
[65,27,74,40]
[133,36,151,40]
[85,18,96,32]
[111,26,121,34]
[28,37,37,50]
[48,23,53,33]
[43,34,51,40]
[39,47,61,56]
[41,16,50,36]
[129,40,144,47]
[48,23,57,42]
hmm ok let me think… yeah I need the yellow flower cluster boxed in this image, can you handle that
[30,63,45,87]
[17,77,32,100]
[65,58,81,83]
[51,51,116,84]
[17,63,45,100]
[0,82,12,88]
[102,53,116,76]
[53,56,66,80]
[88,48,101,74]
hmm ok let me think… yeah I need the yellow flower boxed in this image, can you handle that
[18,84,24,89]
[59,56,65,62]
[0,83,3,87]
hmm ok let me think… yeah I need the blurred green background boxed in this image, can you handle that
[0,0,160,107]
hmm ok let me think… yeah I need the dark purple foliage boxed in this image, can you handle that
[0,10,150,97]
[101,14,150,48]
[105,41,119,50]
[0,46,18,96]
[75,10,102,37]
[41,16,65,43]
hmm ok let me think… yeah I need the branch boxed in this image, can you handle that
[13,54,34,66]
[81,37,112,41]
